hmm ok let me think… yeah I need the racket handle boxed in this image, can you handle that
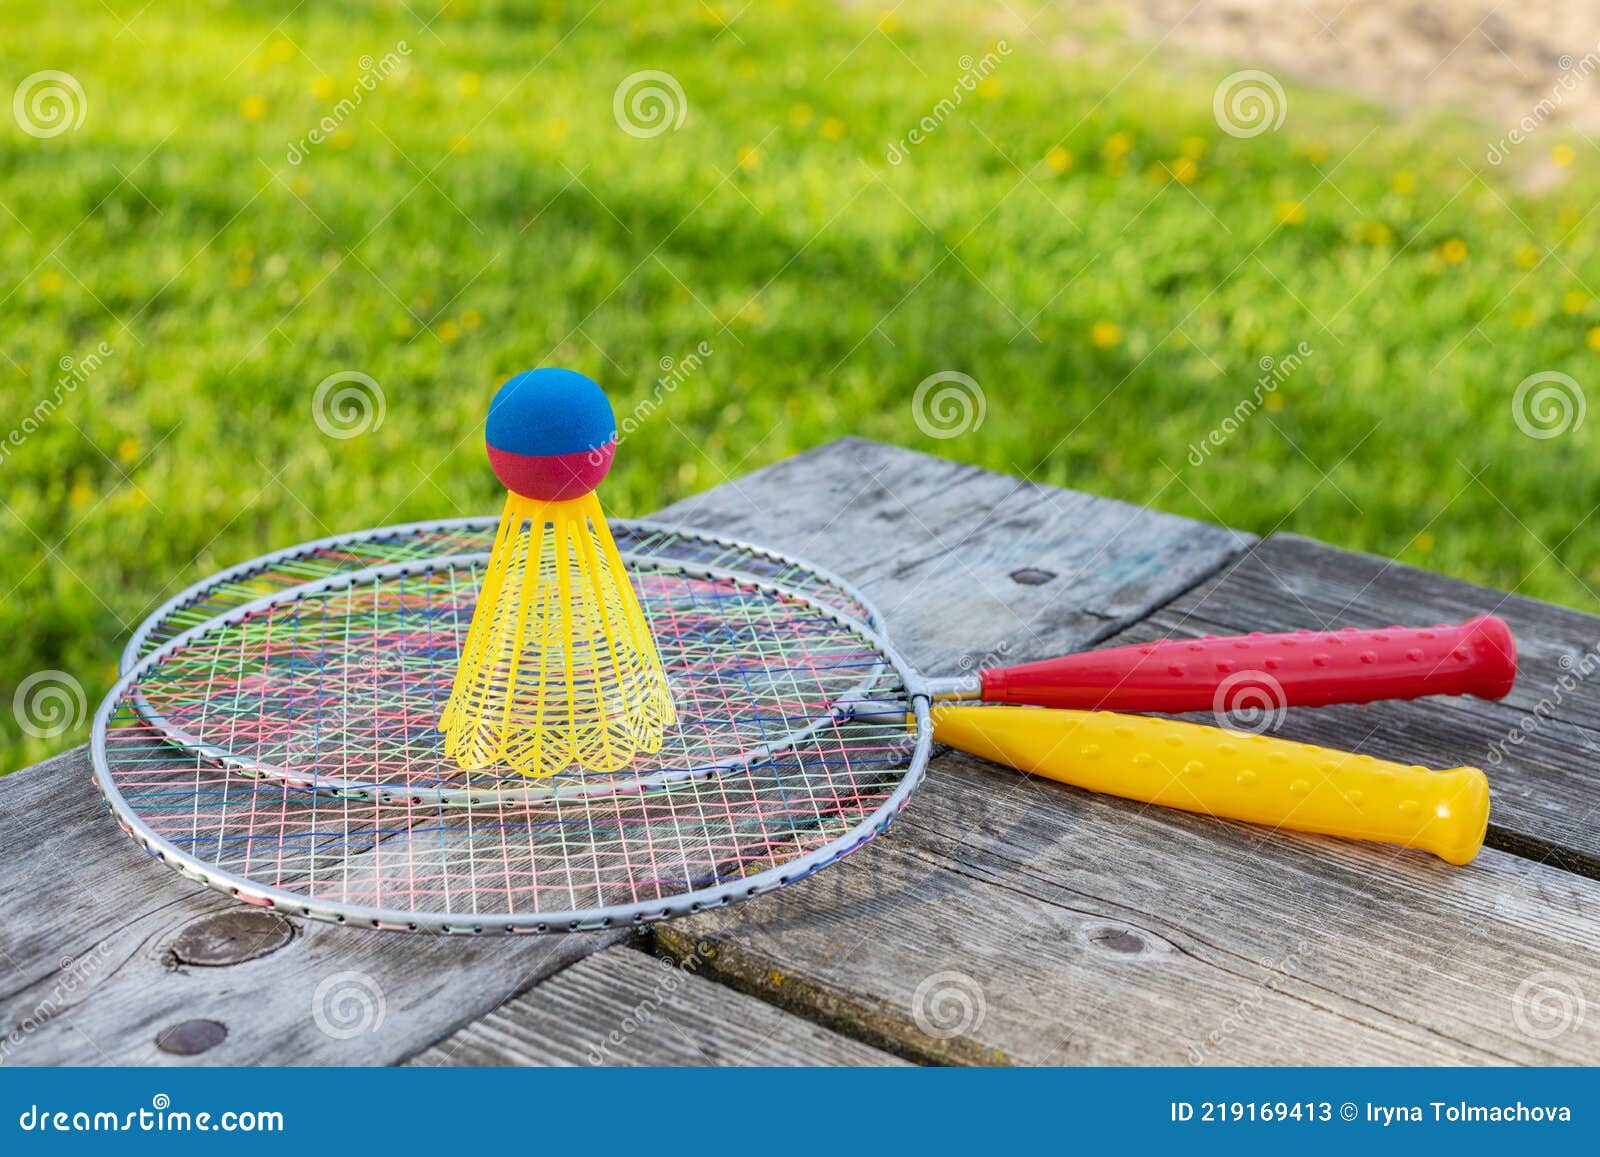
[930,706,1490,864]
[978,616,1516,712]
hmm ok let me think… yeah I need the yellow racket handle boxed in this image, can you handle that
[929,706,1490,864]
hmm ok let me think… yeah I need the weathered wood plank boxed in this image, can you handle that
[410,944,906,1066]
[0,748,625,1066]
[660,748,1600,1065]
[652,437,1253,673]
[2,438,1243,1064]
[1114,533,1600,873]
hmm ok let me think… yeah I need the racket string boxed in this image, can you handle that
[106,558,914,920]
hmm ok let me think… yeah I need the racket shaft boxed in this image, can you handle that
[931,706,1489,864]
[979,616,1516,712]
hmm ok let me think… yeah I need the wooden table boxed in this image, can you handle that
[4,438,1598,1066]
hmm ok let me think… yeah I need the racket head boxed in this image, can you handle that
[121,518,880,672]
[93,557,929,933]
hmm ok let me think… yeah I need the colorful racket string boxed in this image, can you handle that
[97,557,923,931]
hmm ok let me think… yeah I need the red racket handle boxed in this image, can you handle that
[978,616,1516,713]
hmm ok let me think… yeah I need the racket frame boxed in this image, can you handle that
[93,559,934,934]
[121,553,894,806]
[120,516,881,672]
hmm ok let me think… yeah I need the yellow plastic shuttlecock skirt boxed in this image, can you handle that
[439,490,676,777]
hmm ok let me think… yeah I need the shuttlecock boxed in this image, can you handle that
[440,367,676,777]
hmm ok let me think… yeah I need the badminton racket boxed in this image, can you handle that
[95,553,1492,938]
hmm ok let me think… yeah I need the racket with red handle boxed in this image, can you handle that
[949,616,1516,712]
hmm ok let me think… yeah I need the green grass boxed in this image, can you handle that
[3,0,1598,771]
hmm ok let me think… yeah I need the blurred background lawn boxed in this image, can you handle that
[3,0,1598,771]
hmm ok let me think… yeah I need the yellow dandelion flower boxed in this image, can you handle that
[458,72,481,97]
[460,308,482,331]
[1391,171,1416,195]
[68,480,93,508]
[240,94,267,119]
[268,38,294,63]
[1551,143,1575,168]
[1440,237,1468,263]
[1510,306,1536,329]
[449,133,470,154]
[40,271,63,293]
[1559,204,1581,227]
[1046,146,1072,174]
[1263,392,1285,413]
[115,436,140,463]
[1180,136,1207,159]
[1089,320,1121,348]
[1411,531,1435,554]
[392,316,417,338]
[311,76,336,100]
[736,300,766,325]
[1564,290,1589,314]
[738,145,761,171]
[1514,243,1541,269]
[544,118,567,142]
[229,265,254,287]
[1145,162,1169,185]
[876,11,900,32]
[735,59,757,80]
[1102,131,1134,159]
[437,319,461,343]
[1588,326,1600,351]
[976,76,1000,100]
[1170,157,1199,184]
[290,175,311,196]
[1274,200,1305,225]
[1358,221,1393,245]
[790,103,814,126]
[1299,140,1329,165]
[820,116,845,140]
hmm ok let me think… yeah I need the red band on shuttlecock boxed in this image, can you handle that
[488,441,616,501]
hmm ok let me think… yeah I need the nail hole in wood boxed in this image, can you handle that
[1010,567,1056,586]
[155,1019,227,1056]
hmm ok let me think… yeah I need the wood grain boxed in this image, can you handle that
[1114,533,1600,873]
[659,748,1600,1065]
[2,438,1247,1064]
[410,945,906,1066]
[0,748,625,1066]
[652,437,1253,674]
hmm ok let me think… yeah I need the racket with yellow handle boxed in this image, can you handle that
[931,705,1490,864]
